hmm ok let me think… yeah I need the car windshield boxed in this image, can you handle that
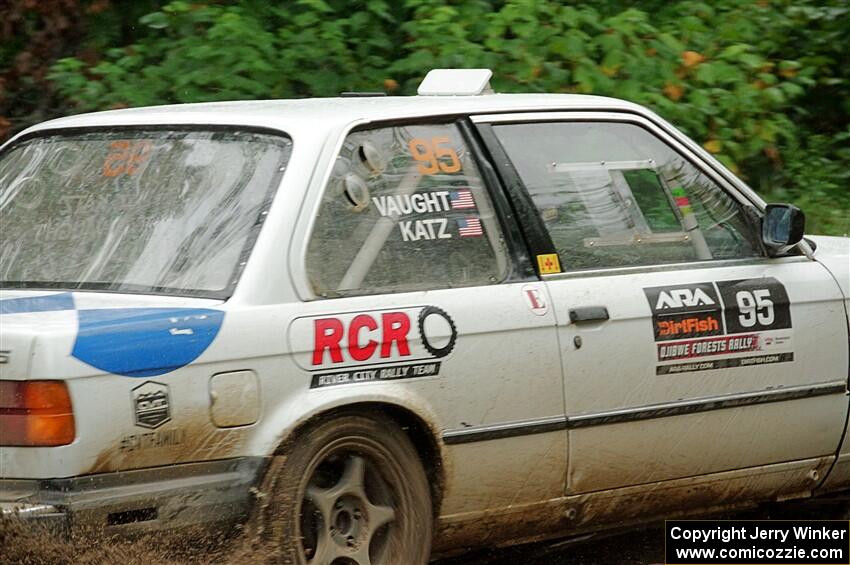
[0,129,291,297]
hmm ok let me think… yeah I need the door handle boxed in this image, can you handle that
[569,306,609,323]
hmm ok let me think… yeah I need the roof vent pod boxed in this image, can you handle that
[417,69,494,96]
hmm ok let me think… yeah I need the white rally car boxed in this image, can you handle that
[1,69,848,563]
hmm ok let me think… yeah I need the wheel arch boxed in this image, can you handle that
[272,401,447,518]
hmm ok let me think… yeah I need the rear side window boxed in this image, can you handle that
[492,121,761,271]
[0,129,290,296]
[307,123,508,297]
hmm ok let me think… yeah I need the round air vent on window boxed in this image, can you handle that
[358,141,387,175]
[343,173,370,211]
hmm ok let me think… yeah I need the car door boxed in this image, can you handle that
[474,112,849,497]
[293,119,566,518]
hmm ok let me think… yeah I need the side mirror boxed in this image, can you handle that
[762,203,805,255]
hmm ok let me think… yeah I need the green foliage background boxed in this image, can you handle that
[1,0,847,234]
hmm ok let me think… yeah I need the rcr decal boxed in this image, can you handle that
[290,306,457,388]
[418,306,458,357]
[645,278,794,374]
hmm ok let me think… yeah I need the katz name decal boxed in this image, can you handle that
[289,306,457,388]
[644,278,793,374]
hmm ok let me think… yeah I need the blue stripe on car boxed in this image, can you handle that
[72,308,225,377]
[0,293,75,314]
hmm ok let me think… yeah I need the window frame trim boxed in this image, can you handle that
[298,116,532,301]
[457,119,537,281]
[472,111,768,277]
[472,110,767,210]
[538,255,811,282]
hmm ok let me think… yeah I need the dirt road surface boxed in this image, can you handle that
[2,520,665,564]
[2,501,839,564]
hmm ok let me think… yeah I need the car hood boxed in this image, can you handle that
[0,290,225,380]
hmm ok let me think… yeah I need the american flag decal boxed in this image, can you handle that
[450,189,476,209]
[457,217,483,237]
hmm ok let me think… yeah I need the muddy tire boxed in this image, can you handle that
[252,412,433,564]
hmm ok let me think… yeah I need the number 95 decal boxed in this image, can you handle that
[736,289,774,327]
[718,278,791,334]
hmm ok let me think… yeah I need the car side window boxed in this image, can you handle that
[306,123,509,297]
[491,122,762,271]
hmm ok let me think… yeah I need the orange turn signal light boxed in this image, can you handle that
[0,380,75,446]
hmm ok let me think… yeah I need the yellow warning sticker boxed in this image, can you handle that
[537,253,561,275]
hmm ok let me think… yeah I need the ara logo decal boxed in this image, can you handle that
[131,381,171,429]
[290,306,457,388]
[654,288,716,310]
[644,283,720,315]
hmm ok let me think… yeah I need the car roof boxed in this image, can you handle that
[20,94,649,138]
